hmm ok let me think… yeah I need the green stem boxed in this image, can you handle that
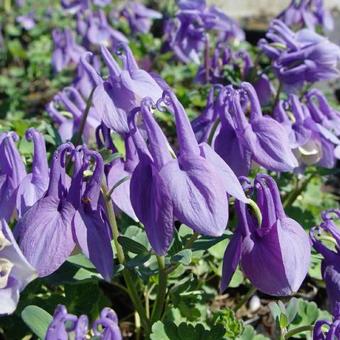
[234,286,256,312]
[73,87,96,146]
[273,81,282,111]
[4,0,11,13]
[207,118,221,146]
[151,256,167,324]
[247,199,262,226]
[283,325,313,339]
[102,183,150,333]
[185,232,199,249]
[283,173,314,209]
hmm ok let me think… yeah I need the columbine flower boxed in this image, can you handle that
[310,209,340,315]
[277,0,333,31]
[120,2,162,34]
[305,89,340,136]
[221,174,311,295]
[16,13,36,30]
[61,0,89,14]
[51,28,86,73]
[0,132,26,221]
[213,83,298,176]
[314,312,340,339]
[16,129,49,218]
[77,10,128,48]
[0,219,36,315]
[15,144,113,280]
[81,45,165,136]
[129,93,246,255]
[47,86,101,143]
[96,124,139,221]
[46,305,122,340]
[259,19,340,88]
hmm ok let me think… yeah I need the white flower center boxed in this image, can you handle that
[0,258,14,289]
[0,230,11,252]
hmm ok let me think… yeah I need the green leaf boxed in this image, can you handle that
[286,298,299,323]
[279,313,289,329]
[171,249,192,265]
[118,236,149,254]
[21,305,52,339]
[192,233,231,252]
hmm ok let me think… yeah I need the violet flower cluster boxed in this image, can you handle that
[46,305,122,340]
[163,0,244,64]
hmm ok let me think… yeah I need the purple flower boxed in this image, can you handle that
[129,92,246,255]
[277,0,333,31]
[52,28,86,73]
[96,125,139,221]
[314,314,340,339]
[61,0,89,14]
[259,20,340,88]
[47,86,101,143]
[121,2,162,34]
[0,219,36,315]
[16,13,36,30]
[46,305,122,340]
[221,174,311,295]
[310,209,340,315]
[214,83,298,175]
[305,89,340,136]
[81,45,164,136]
[0,132,27,221]
[16,129,49,218]
[77,10,128,48]
[15,144,113,280]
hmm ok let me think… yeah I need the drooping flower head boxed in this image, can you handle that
[221,174,311,296]
[52,28,86,73]
[129,91,246,254]
[46,305,122,340]
[310,209,340,315]
[277,0,333,31]
[259,19,340,89]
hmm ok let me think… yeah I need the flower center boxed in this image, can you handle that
[0,230,11,252]
[0,258,14,289]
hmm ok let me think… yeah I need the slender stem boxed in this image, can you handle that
[185,232,199,249]
[101,183,150,333]
[145,286,150,319]
[73,87,96,146]
[4,0,11,13]
[151,256,167,324]
[135,312,141,340]
[247,199,262,226]
[106,175,130,200]
[207,118,221,146]
[273,81,282,111]
[283,173,314,209]
[234,286,257,312]
[110,281,130,295]
[283,325,313,339]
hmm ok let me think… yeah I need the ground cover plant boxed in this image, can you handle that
[0,0,340,339]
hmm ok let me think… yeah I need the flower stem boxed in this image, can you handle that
[234,286,257,312]
[283,325,313,339]
[283,173,314,209]
[4,0,11,13]
[273,81,282,111]
[151,256,167,324]
[102,183,150,333]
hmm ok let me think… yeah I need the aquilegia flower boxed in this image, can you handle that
[16,128,49,218]
[15,144,113,280]
[77,10,128,48]
[313,311,340,340]
[120,2,162,34]
[221,174,311,295]
[16,12,36,30]
[310,209,340,315]
[0,219,36,315]
[259,19,340,89]
[52,28,86,73]
[213,83,298,176]
[277,0,333,31]
[61,0,89,14]
[0,132,26,221]
[46,305,122,340]
[129,92,246,255]
[96,124,139,221]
